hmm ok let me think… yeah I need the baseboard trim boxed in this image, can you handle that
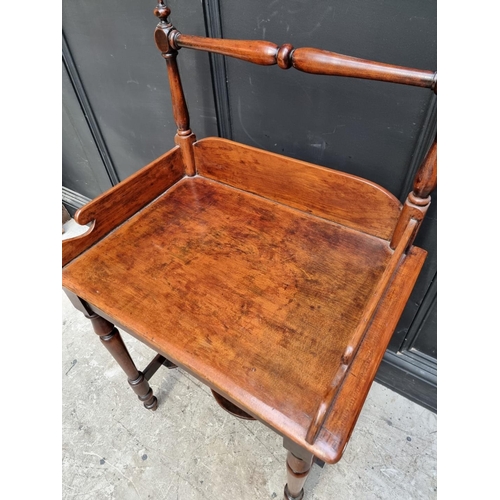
[376,351,437,413]
[62,187,91,216]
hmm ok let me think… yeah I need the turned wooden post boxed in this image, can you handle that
[88,313,158,410]
[154,1,196,176]
[391,139,437,249]
[284,451,314,500]
[64,290,159,410]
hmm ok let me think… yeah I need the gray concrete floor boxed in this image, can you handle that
[62,222,437,500]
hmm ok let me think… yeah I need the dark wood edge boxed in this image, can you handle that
[413,140,437,197]
[62,221,100,268]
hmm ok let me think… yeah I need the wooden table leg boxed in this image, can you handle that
[88,313,158,411]
[284,450,314,500]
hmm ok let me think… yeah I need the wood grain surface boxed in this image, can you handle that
[194,138,401,240]
[62,146,184,266]
[62,3,433,472]
[315,246,427,463]
[63,176,397,461]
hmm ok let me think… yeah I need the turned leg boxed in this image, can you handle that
[88,313,158,411]
[284,450,314,500]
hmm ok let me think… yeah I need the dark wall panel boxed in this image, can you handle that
[411,294,437,358]
[219,0,436,196]
[62,61,112,199]
[62,0,217,182]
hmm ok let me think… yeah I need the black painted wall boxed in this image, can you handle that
[62,0,437,411]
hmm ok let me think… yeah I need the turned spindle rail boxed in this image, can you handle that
[154,2,436,91]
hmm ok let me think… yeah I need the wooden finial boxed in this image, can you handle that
[154,1,174,55]
[154,1,171,24]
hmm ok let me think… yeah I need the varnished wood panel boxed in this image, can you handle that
[62,146,184,266]
[62,176,393,447]
[315,246,427,463]
[194,137,401,239]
